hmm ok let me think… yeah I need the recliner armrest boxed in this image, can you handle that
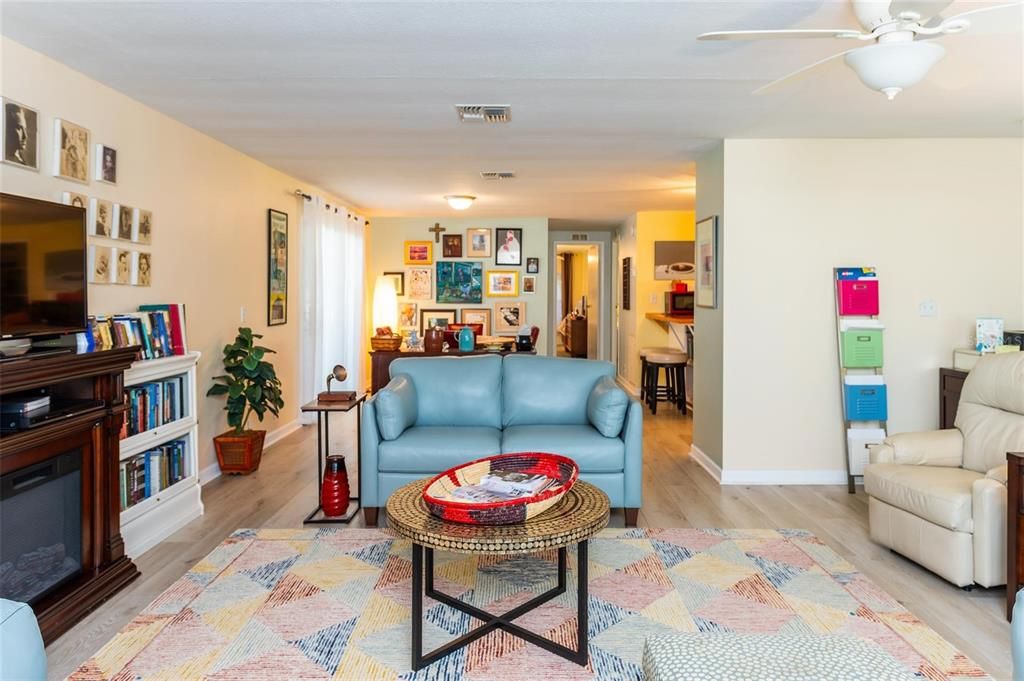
[986,463,1008,485]
[869,429,964,467]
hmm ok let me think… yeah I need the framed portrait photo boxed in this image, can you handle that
[523,275,537,294]
[695,215,719,309]
[112,203,134,240]
[112,247,132,285]
[53,118,90,183]
[88,197,113,237]
[2,98,39,170]
[406,267,433,301]
[485,270,519,297]
[466,228,492,258]
[420,308,457,333]
[526,257,539,274]
[95,144,117,184]
[494,227,523,266]
[62,191,88,210]
[88,245,113,284]
[134,209,152,244]
[494,302,526,334]
[460,308,491,336]
[132,251,152,286]
[442,233,463,258]
[268,209,289,325]
[404,240,433,265]
[436,261,482,304]
[382,271,405,296]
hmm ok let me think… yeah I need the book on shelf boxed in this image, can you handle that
[83,304,189,360]
[121,377,186,439]
[120,439,187,511]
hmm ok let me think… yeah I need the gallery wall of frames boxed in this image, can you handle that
[2,97,153,287]
[369,217,549,345]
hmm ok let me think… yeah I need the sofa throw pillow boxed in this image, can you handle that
[587,375,630,437]
[376,374,418,441]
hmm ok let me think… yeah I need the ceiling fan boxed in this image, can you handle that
[698,0,1024,99]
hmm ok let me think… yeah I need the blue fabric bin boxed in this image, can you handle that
[844,383,888,421]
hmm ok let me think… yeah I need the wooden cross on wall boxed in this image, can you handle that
[428,222,446,243]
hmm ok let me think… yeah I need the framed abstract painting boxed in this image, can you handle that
[268,209,288,325]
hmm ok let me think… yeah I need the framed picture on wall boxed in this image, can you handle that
[494,302,526,334]
[398,302,418,330]
[407,267,433,301]
[62,191,88,210]
[113,203,134,240]
[461,308,491,336]
[436,261,482,304]
[495,228,522,266]
[89,197,112,237]
[654,241,695,280]
[53,118,90,183]
[132,251,152,286]
[2,98,39,171]
[467,228,492,257]
[95,143,117,184]
[420,308,457,333]
[268,209,288,325]
[526,257,539,274]
[522,275,536,294]
[442,233,463,258]
[382,271,405,296]
[134,209,152,244]
[485,270,519,297]
[695,215,719,309]
[404,240,433,265]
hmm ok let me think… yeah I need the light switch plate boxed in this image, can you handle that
[918,300,937,317]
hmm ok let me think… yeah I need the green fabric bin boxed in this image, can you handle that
[841,329,883,368]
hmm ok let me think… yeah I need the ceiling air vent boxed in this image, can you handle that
[571,233,590,241]
[456,105,511,123]
[480,171,517,181]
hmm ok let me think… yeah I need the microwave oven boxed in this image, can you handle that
[665,291,695,315]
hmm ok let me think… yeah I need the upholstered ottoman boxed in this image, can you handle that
[641,633,916,681]
[0,599,46,680]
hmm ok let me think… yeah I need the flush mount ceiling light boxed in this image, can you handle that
[444,195,476,210]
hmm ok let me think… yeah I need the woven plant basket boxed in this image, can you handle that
[422,452,579,525]
[213,430,266,475]
[370,336,403,351]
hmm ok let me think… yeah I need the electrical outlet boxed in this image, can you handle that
[918,300,937,317]
[649,293,658,306]
[240,306,246,322]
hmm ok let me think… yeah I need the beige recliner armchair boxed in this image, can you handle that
[864,352,1024,587]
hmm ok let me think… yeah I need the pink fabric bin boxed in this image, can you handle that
[837,279,879,316]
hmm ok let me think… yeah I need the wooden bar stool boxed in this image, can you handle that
[640,346,677,402]
[643,348,687,415]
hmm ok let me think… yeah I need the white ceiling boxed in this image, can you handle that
[2,1,1021,223]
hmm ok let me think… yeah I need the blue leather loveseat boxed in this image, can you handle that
[360,354,642,526]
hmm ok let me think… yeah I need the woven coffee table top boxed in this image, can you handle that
[386,478,610,555]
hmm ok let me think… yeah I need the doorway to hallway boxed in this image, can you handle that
[553,242,601,359]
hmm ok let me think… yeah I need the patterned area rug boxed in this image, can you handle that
[69,528,989,680]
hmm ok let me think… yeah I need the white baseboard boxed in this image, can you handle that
[198,419,303,486]
[688,444,722,483]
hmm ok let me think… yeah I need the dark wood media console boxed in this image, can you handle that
[0,346,140,642]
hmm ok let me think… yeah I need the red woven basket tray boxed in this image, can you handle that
[422,452,579,525]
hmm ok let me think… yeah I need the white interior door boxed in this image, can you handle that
[586,245,599,359]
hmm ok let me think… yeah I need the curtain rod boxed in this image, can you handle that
[295,188,370,225]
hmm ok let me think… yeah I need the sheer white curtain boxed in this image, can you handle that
[300,196,365,424]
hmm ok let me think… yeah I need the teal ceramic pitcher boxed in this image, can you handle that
[457,326,475,352]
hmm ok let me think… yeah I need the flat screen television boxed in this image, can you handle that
[0,193,87,339]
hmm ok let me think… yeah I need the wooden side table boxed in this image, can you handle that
[299,395,365,524]
[386,479,609,670]
[939,368,969,430]
[1008,451,1024,620]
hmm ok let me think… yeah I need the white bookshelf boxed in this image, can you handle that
[119,351,204,558]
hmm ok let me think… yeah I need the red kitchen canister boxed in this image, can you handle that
[321,455,350,516]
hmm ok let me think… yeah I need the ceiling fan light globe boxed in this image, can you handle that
[844,41,945,98]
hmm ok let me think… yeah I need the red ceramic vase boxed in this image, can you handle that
[321,455,350,517]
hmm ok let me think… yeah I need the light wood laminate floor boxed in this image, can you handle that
[46,408,1010,680]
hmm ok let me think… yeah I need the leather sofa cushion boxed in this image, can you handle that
[864,463,983,532]
[501,425,624,472]
[0,599,46,680]
[956,353,1024,474]
[502,355,615,427]
[375,375,418,441]
[587,376,629,437]
[378,426,501,473]
[390,355,502,429]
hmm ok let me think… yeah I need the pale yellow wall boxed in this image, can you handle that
[615,210,694,390]
[0,37,357,476]
[367,217,549,351]
[721,138,1024,476]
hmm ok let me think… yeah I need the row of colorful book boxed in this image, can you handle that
[76,304,188,360]
[121,378,187,439]
[119,440,187,511]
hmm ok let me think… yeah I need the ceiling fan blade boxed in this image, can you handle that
[698,29,867,41]
[933,0,1024,30]
[753,49,857,95]
[888,0,955,21]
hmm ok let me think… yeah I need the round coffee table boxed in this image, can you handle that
[386,478,610,671]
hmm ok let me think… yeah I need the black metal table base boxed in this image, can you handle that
[303,401,362,525]
[410,541,589,671]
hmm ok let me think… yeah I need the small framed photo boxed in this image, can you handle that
[695,215,719,309]
[494,302,526,334]
[461,308,491,336]
[523,275,537,294]
[132,251,152,286]
[404,240,433,265]
[466,228,492,257]
[134,209,152,244]
[407,267,433,301]
[62,191,88,210]
[398,302,418,330]
[495,227,522,266]
[112,247,133,285]
[95,144,117,184]
[2,98,39,171]
[53,118,90,183]
[420,308,457,333]
[486,270,519,297]
[526,257,539,274]
[382,271,405,296]
[113,203,135,240]
[442,233,463,258]
[88,198,113,237]
[88,245,112,283]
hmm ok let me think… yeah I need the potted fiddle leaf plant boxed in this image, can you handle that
[207,327,284,474]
